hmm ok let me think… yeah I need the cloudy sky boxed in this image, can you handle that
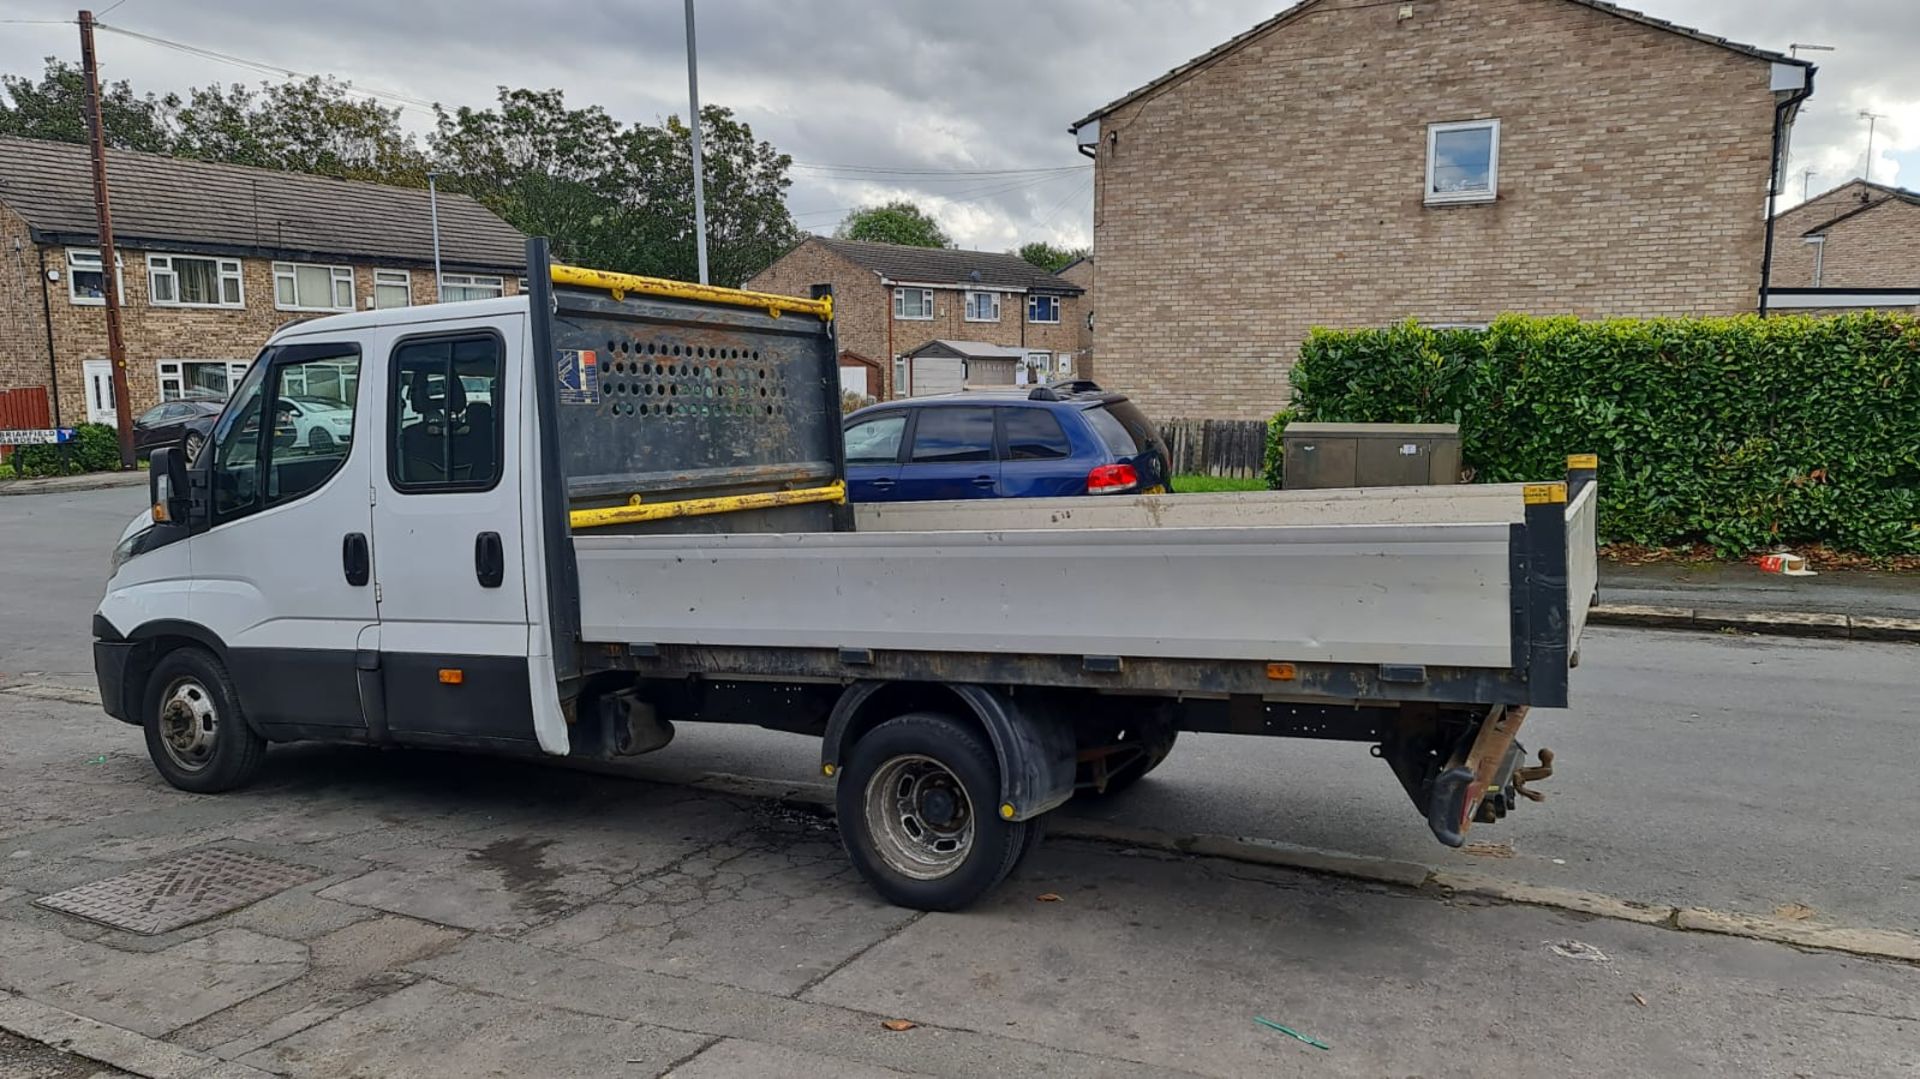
[2,0,1915,251]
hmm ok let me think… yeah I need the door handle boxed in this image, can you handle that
[475,531,504,589]
[869,478,895,489]
[971,475,995,487]
[342,533,370,586]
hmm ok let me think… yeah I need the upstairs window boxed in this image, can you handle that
[66,247,123,305]
[893,287,933,320]
[273,262,355,311]
[964,290,1001,322]
[440,273,504,302]
[1027,294,1060,323]
[1426,119,1500,205]
[150,254,243,307]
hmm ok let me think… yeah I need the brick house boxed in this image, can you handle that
[1067,0,1815,420]
[744,237,1087,399]
[1055,256,1095,377]
[0,136,523,428]
[1764,180,1920,315]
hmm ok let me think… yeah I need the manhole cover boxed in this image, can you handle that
[35,848,321,935]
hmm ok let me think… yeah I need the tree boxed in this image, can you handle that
[433,91,800,287]
[836,200,950,248]
[1016,241,1087,273]
[172,77,426,185]
[0,58,173,151]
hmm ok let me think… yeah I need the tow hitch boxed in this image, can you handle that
[1385,706,1557,848]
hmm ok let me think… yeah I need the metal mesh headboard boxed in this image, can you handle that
[544,281,843,533]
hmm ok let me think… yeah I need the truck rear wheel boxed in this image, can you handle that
[142,646,268,794]
[837,712,1030,911]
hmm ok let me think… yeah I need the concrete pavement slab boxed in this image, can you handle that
[664,1038,922,1078]
[805,841,1920,1079]
[0,994,209,1079]
[522,827,921,995]
[237,979,711,1078]
[0,922,307,1038]
[410,935,1192,1079]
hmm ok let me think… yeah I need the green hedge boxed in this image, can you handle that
[9,423,124,477]
[1275,313,1920,556]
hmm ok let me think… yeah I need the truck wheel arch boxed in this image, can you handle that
[822,681,1078,822]
[115,621,246,733]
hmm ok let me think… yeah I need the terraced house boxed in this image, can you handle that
[745,237,1087,400]
[1765,179,1920,315]
[0,136,523,427]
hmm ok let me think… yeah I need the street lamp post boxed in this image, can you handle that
[685,0,710,285]
[426,171,445,301]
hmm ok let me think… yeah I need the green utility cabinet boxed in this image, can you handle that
[1281,422,1463,490]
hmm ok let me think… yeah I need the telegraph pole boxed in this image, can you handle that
[684,0,710,284]
[78,9,135,467]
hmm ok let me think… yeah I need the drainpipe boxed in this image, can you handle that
[36,245,63,426]
[886,279,897,396]
[1759,67,1817,316]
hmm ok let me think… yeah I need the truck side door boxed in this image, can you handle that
[188,340,374,734]
[897,405,1001,500]
[370,318,534,743]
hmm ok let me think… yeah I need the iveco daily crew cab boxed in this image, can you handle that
[94,241,1597,910]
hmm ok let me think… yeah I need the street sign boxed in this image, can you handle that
[0,428,76,445]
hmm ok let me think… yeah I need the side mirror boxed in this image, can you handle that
[149,446,192,526]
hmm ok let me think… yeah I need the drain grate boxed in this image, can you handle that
[34,848,321,935]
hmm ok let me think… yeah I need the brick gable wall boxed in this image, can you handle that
[1088,0,1786,419]
[1769,190,1920,289]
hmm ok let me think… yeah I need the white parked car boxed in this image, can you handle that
[278,396,355,449]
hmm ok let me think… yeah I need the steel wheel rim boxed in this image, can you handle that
[157,676,219,772]
[863,753,975,880]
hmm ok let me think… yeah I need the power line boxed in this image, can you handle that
[94,21,441,113]
[98,0,134,16]
[792,162,1088,177]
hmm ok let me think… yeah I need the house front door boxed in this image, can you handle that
[82,359,116,424]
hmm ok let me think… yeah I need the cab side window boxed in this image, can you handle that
[210,344,360,523]
[390,334,503,492]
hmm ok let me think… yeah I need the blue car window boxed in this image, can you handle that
[845,413,907,463]
[1084,407,1140,456]
[1003,408,1071,460]
[909,407,995,463]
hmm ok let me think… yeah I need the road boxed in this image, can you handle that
[7,486,1919,936]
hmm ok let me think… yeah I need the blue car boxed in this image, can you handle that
[842,383,1173,502]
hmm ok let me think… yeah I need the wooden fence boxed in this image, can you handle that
[1156,418,1268,478]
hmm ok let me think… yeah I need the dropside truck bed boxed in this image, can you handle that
[524,241,1598,909]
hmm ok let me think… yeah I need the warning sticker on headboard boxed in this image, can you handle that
[556,349,600,405]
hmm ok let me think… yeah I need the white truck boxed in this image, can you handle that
[95,241,1598,910]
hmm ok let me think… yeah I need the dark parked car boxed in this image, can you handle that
[133,398,225,460]
[842,382,1172,502]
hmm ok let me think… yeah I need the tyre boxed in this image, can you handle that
[142,646,268,793]
[182,430,206,463]
[308,427,333,449]
[837,712,1029,911]
[1087,725,1178,797]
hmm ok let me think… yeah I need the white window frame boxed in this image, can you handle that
[439,273,504,302]
[65,247,124,305]
[156,359,253,402]
[373,268,412,309]
[893,287,934,321]
[964,290,1001,323]
[892,356,910,397]
[1425,119,1500,206]
[1026,294,1060,324]
[272,261,356,312]
[148,254,245,308]
[1804,236,1825,287]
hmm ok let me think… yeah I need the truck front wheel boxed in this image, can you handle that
[837,712,1031,911]
[142,647,268,793]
